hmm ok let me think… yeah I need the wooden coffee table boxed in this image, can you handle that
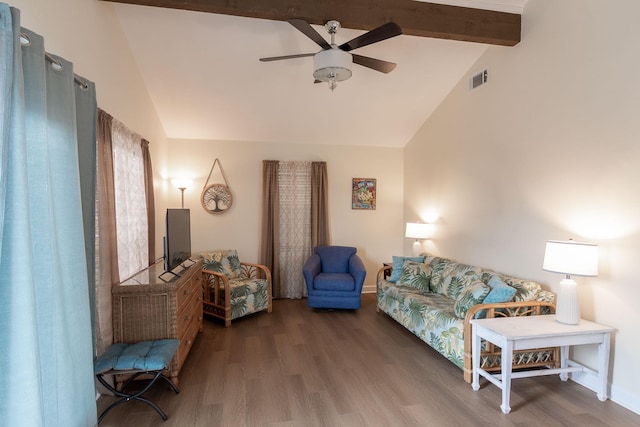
[470,314,614,414]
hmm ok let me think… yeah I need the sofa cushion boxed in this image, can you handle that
[389,255,425,282]
[397,260,432,291]
[502,276,544,302]
[432,261,482,299]
[313,272,355,291]
[454,280,490,319]
[426,257,451,293]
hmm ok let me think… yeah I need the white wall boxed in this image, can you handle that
[404,0,640,413]
[9,0,171,257]
[166,139,404,291]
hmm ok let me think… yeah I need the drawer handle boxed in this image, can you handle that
[184,315,192,321]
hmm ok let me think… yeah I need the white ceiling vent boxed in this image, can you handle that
[469,69,488,91]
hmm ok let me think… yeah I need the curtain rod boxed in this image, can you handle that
[19,31,89,91]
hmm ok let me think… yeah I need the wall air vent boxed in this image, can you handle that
[469,69,488,91]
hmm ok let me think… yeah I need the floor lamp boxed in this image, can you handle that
[542,240,598,325]
[171,179,192,209]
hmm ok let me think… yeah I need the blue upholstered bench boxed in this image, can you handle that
[94,339,180,423]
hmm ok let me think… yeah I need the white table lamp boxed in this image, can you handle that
[405,222,433,256]
[542,240,598,325]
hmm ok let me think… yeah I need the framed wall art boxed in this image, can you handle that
[352,178,376,210]
[201,158,233,214]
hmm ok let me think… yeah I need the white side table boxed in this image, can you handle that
[470,314,614,414]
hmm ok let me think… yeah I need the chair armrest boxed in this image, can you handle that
[376,265,392,284]
[240,262,271,281]
[201,269,231,306]
[302,254,321,285]
[240,262,273,306]
[349,254,367,290]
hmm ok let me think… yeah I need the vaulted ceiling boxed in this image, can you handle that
[105,0,528,146]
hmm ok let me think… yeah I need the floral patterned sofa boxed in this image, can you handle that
[377,254,558,382]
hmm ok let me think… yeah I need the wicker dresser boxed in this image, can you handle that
[112,258,203,386]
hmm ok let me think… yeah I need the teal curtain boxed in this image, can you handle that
[0,4,97,426]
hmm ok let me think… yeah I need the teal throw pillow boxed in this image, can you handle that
[483,274,517,303]
[475,273,517,318]
[389,255,425,283]
[397,260,432,292]
[454,280,490,319]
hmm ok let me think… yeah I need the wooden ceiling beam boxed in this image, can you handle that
[101,0,521,46]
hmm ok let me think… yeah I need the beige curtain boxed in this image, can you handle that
[311,162,331,247]
[95,109,119,356]
[142,139,156,265]
[260,160,280,296]
[261,160,330,299]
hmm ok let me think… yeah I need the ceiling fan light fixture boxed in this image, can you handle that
[313,49,352,90]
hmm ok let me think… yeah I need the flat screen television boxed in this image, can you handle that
[164,208,191,272]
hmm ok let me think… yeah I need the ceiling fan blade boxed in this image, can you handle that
[339,22,402,52]
[352,54,397,74]
[288,18,331,50]
[259,53,315,62]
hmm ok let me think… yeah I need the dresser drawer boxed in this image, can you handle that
[176,290,201,339]
[175,269,200,312]
[176,311,202,371]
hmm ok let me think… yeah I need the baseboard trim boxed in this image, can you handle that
[571,371,640,415]
[362,285,376,294]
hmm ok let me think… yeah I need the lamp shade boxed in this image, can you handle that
[405,222,433,239]
[542,240,598,277]
[313,49,352,83]
[171,179,192,190]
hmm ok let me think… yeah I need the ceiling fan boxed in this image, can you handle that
[260,19,402,91]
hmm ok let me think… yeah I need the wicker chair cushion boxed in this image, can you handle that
[227,278,269,299]
[229,279,271,320]
[200,249,243,279]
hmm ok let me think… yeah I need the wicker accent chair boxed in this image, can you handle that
[198,250,272,327]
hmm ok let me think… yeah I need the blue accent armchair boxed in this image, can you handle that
[303,246,367,309]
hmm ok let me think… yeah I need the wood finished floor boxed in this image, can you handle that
[97,294,639,427]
